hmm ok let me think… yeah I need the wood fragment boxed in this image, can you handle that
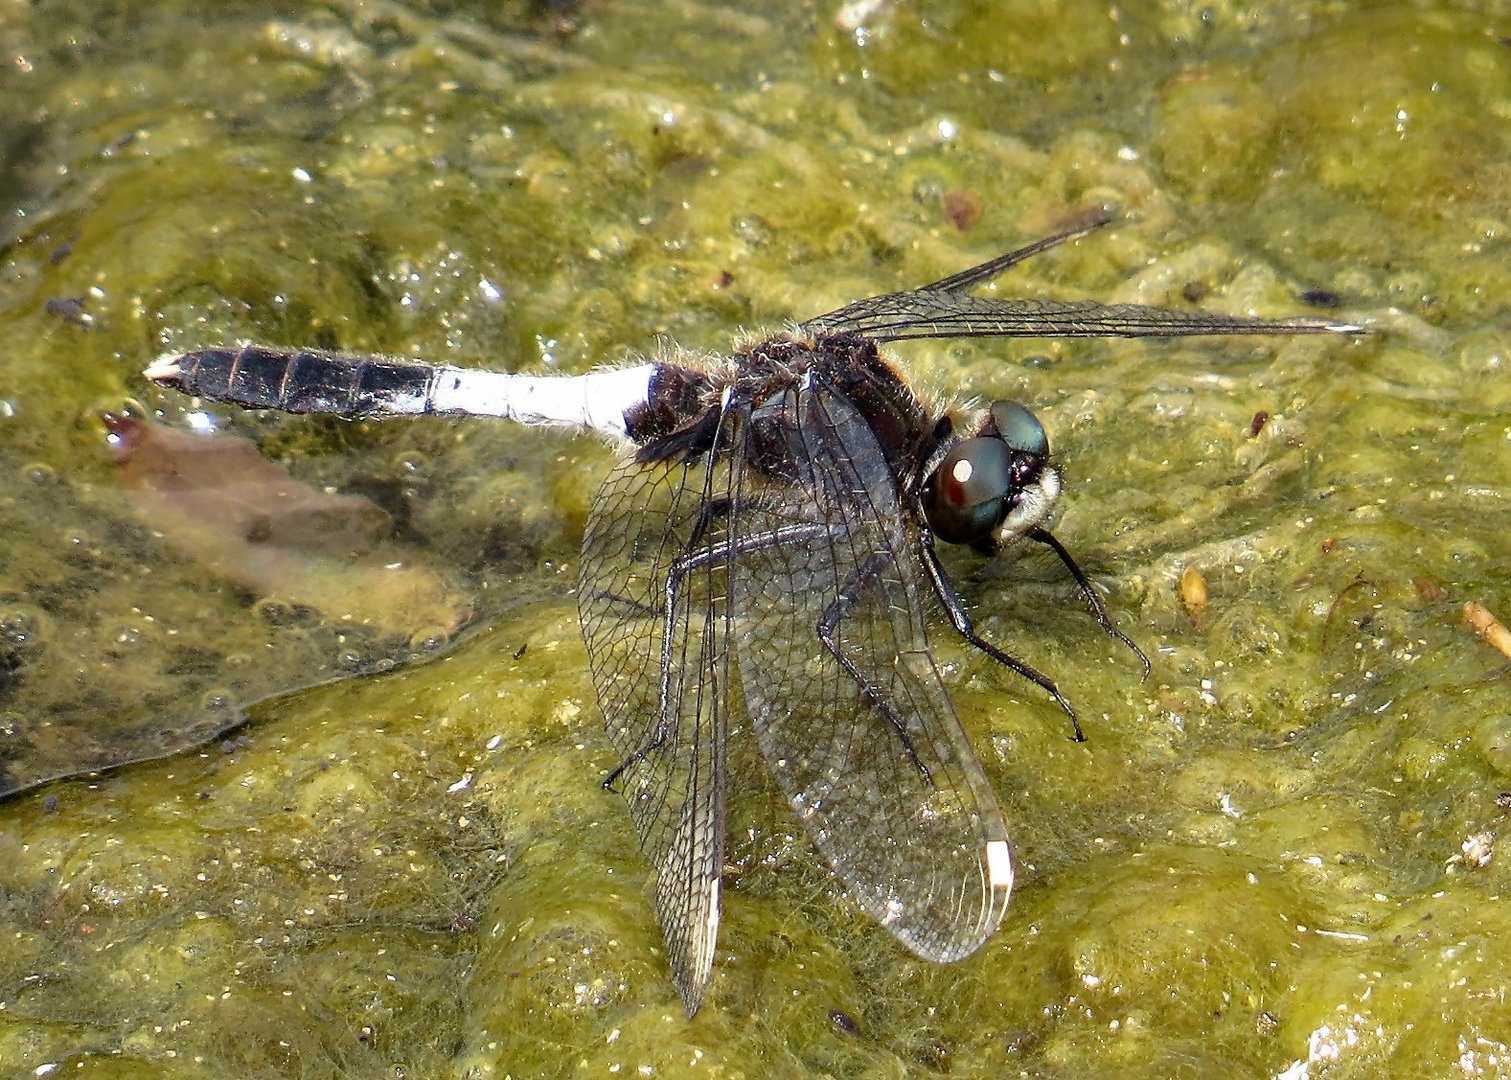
[1464,600,1511,659]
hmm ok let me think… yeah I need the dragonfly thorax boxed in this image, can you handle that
[921,401,1060,549]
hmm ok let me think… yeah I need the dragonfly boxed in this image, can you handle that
[144,214,1359,1016]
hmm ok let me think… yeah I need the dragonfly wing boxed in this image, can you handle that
[802,292,1355,341]
[730,379,1014,962]
[579,446,734,1016]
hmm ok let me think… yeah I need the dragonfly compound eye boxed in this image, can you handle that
[990,400,1048,457]
[922,436,1015,545]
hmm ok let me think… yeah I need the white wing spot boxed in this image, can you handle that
[704,878,721,938]
[985,840,1013,889]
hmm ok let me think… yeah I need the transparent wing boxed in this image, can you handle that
[801,216,1358,342]
[730,379,1013,963]
[578,444,733,1017]
[802,293,1356,341]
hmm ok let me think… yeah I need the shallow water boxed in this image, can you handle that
[1,0,1507,1076]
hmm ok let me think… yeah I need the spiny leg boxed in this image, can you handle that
[604,519,837,789]
[1027,526,1150,678]
[814,550,931,782]
[920,532,1085,742]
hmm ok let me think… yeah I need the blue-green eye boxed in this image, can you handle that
[923,402,1052,546]
[991,401,1047,456]
[921,437,1014,545]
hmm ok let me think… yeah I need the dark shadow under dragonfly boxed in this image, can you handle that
[145,213,1360,1016]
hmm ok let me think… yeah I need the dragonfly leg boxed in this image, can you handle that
[814,551,933,783]
[604,517,834,790]
[601,495,741,791]
[587,489,736,624]
[683,494,734,553]
[1026,526,1151,678]
[589,591,658,619]
[603,739,664,792]
[919,532,1085,742]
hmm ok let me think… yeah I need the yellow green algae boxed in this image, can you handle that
[1,0,1508,1077]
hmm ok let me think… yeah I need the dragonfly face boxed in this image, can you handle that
[919,400,1058,550]
[144,212,1360,1017]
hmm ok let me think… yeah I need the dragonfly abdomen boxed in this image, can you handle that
[147,346,436,417]
[145,346,658,439]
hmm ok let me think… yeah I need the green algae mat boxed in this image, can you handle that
[1,0,1507,1076]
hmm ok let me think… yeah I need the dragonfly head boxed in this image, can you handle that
[921,401,1061,549]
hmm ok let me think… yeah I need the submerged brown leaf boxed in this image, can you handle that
[104,413,469,638]
[0,411,530,798]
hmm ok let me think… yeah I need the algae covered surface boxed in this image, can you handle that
[1,0,1507,1076]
